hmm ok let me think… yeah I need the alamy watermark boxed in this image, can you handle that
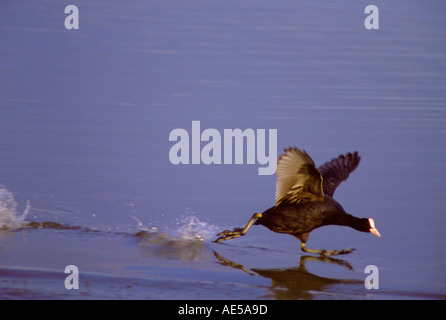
[364,5,379,30]
[64,5,79,30]
[63,4,379,31]
[169,121,278,175]
[64,265,79,290]
[364,265,379,290]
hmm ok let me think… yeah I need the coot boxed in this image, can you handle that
[215,147,380,256]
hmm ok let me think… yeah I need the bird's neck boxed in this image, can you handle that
[332,213,369,233]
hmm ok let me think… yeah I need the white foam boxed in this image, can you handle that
[134,214,220,242]
[0,185,30,230]
[174,215,220,242]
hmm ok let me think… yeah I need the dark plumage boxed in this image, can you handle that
[215,147,380,256]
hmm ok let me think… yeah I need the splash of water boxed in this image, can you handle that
[134,215,220,242]
[0,185,30,230]
[133,214,221,261]
[174,215,221,242]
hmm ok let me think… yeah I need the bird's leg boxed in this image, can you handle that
[214,213,262,243]
[300,243,355,257]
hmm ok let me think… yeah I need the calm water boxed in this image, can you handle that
[1,0,445,300]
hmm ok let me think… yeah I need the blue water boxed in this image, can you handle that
[0,0,445,299]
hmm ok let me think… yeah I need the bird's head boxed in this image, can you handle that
[368,218,381,237]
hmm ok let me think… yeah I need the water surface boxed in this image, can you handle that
[0,0,445,299]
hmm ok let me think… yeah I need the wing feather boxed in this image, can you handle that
[275,147,324,205]
[318,151,360,197]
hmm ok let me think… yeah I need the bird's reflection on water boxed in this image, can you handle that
[214,251,363,299]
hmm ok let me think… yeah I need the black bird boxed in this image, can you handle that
[215,147,380,256]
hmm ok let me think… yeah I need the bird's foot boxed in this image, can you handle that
[301,243,356,257]
[214,213,262,243]
[214,227,244,242]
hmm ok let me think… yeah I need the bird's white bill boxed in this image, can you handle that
[369,218,381,237]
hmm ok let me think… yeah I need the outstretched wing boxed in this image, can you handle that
[318,152,360,197]
[275,147,324,206]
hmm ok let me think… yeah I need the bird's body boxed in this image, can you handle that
[256,196,372,243]
[215,147,380,256]
[257,197,347,237]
